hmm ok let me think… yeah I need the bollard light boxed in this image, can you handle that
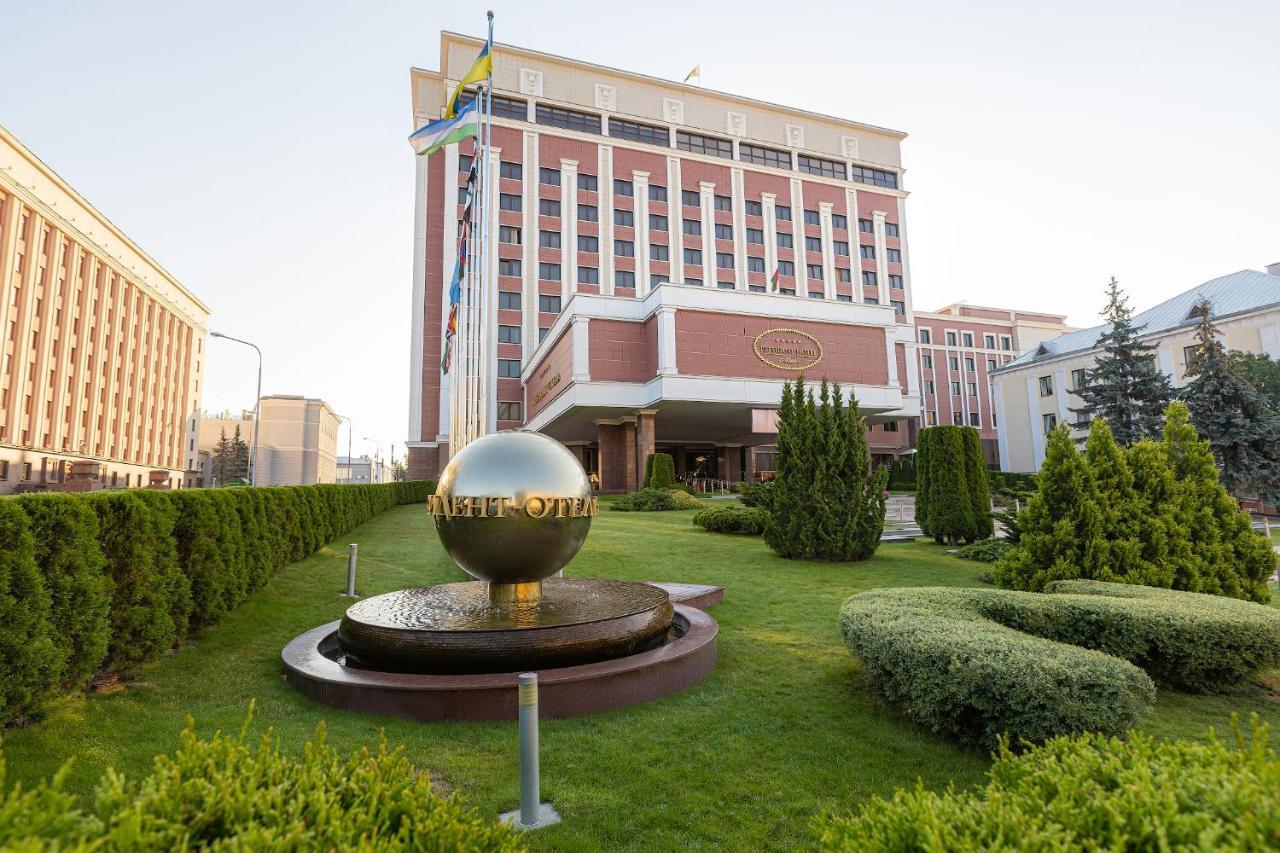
[342,544,358,597]
[500,672,560,830]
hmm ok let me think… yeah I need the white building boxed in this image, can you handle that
[992,265,1280,472]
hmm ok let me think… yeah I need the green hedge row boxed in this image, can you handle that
[838,580,1280,746]
[0,707,523,850]
[609,488,702,512]
[692,505,768,535]
[817,719,1279,850]
[0,481,432,728]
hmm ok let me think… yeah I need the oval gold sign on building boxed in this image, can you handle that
[753,327,824,371]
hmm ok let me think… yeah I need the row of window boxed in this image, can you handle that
[496,291,561,313]
[921,354,1006,373]
[918,328,1014,351]
[924,379,981,397]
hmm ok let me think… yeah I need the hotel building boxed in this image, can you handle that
[0,124,209,493]
[992,265,1280,472]
[407,33,922,487]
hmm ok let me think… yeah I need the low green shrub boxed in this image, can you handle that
[610,487,700,512]
[737,481,774,509]
[953,539,1012,563]
[0,501,58,728]
[817,718,1280,851]
[693,505,767,535]
[0,709,524,851]
[644,452,676,489]
[839,581,1280,746]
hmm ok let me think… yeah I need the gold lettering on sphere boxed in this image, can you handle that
[753,328,824,370]
[428,494,599,520]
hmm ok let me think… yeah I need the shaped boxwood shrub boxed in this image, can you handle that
[736,481,773,509]
[839,580,1280,746]
[693,505,767,535]
[817,719,1280,851]
[610,487,700,512]
[0,710,524,851]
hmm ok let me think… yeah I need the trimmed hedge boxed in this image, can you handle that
[0,481,433,728]
[609,487,702,512]
[838,580,1280,746]
[693,505,768,535]
[0,709,524,850]
[643,452,676,489]
[817,719,1280,851]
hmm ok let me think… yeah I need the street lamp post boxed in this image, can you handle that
[362,436,382,484]
[210,331,262,486]
[336,414,353,483]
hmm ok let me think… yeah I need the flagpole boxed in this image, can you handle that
[481,11,496,436]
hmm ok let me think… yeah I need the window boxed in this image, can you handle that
[608,117,669,146]
[648,185,668,202]
[1043,413,1058,434]
[499,161,522,180]
[984,334,996,349]
[718,282,736,290]
[833,241,850,256]
[962,332,974,347]
[459,154,474,172]
[650,274,669,287]
[578,204,598,222]
[538,262,561,281]
[714,195,732,212]
[861,270,877,286]
[858,218,873,233]
[650,213,668,231]
[457,186,469,204]
[1001,336,1012,351]
[682,219,702,237]
[887,248,902,263]
[499,225,522,244]
[498,324,521,344]
[952,412,964,426]
[716,252,735,269]
[614,209,635,227]
[860,244,876,260]
[797,154,846,179]
[750,285,766,293]
[747,257,765,273]
[681,189,700,207]
[499,291,521,310]
[536,104,602,134]
[775,204,792,221]
[745,200,763,217]
[837,267,851,282]
[1039,376,1054,396]
[537,326,551,343]
[746,227,764,244]
[949,356,960,370]
[683,248,702,265]
[539,198,561,217]
[1071,368,1087,391]
[924,379,935,394]
[578,266,599,284]
[969,412,981,427]
[883,420,899,432]
[888,274,903,289]
[780,287,796,296]
[831,213,848,230]
[778,260,795,276]
[965,357,975,371]
[498,359,522,378]
[946,331,958,346]
[922,354,933,369]
[776,232,794,248]
[988,359,997,371]
[808,291,824,299]
[497,258,522,276]
[850,166,899,189]
[613,179,634,197]
[650,244,669,261]
[497,401,523,421]
[803,209,820,226]
[577,174,598,192]
[499,193,522,212]
[951,381,962,395]
[687,277,703,287]
[968,382,978,396]
[455,90,528,120]
[577,235,598,253]
[919,328,931,344]
[805,236,823,252]
[615,240,634,257]
[1183,343,1199,366]
[615,270,636,288]
[739,143,790,169]
[676,130,732,158]
[885,222,900,237]
[806,264,823,280]
[539,230,561,249]
[837,293,852,302]
[539,166,561,186]
[539,294,561,313]
[715,223,733,240]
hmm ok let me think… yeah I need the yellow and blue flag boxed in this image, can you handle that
[445,37,493,119]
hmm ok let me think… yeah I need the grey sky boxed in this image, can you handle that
[4,0,1277,455]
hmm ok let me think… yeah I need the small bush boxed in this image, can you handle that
[693,505,767,535]
[0,709,525,851]
[737,481,774,509]
[610,487,700,512]
[643,452,676,489]
[953,539,1012,563]
[817,718,1280,851]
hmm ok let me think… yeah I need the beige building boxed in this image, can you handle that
[992,266,1280,472]
[198,395,340,486]
[0,124,210,494]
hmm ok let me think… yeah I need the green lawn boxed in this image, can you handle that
[6,505,1279,851]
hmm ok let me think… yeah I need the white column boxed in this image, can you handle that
[885,329,898,387]
[437,144,461,440]
[668,155,683,284]
[872,209,889,305]
[896,196,916,324]
[1026,376,1045,469]
[789,177,805,295]
[600,145,614,295]
[634,170,650,296]
[731,166,747,289]
[522,131,538,358]
[819,202,835,299]
[571,316,590,381]
[1054,369,1070,426]
[903,341,920,396]
[994,378,1010,471]
[409,151,428,442]
[761,192,778,287]
[657,306,678,375]
[699,180,715,287]
[485,145,502,433]
[560,158,578,304]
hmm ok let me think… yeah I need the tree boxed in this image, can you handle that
[1072,277,1174,444]
[1231,351,1280,411]
[644,453,676,489]
[961,428,994,541]
[916,426,987,545]
[1083,419,1154,584]
[1182,297,1280,502]
[212,428,231,486]
[227,425,251,484]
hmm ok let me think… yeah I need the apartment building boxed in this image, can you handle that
[198,395,340,486]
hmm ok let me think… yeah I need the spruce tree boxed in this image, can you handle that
[213,428,231,485]
[1232,351,1280,410]
[1182,297,1280,502]
[1073,277,1174,444]
[230,425,251,483]
[1083,419,1151,583]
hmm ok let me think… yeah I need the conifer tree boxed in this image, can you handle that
[1124,439,1184,589]
[961,427,994,541]
[915,426,980,545]
[1083,418,1150,583]
[1182,297,1280,502]
[229,425,251,484]
[1232,351,1280,410]
[914,428,934,535]
[1073,277,1174,444]
[213,428,231,486]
